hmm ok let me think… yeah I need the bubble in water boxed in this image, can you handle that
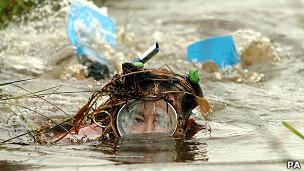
[197,30,279,83]
[231,29,281,67]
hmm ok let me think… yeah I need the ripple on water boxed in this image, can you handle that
[1,0,304,170]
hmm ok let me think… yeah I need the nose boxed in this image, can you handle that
[144,119,155,133]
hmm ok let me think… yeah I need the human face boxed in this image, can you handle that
[116,100,178,136]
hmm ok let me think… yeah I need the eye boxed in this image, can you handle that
[135,118,144,124]
[134,114,145,125]
[154,113,170,127]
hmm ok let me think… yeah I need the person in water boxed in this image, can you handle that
[52,62,210,142]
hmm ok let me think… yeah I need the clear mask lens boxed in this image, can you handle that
[116,100,178,136]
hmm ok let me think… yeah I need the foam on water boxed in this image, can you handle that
[0,0,72,75]
[1,0,304,170]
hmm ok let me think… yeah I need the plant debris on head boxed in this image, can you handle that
[53,63,210,143]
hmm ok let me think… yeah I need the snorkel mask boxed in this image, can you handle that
[116,99,178,136]
[71,43,210,140]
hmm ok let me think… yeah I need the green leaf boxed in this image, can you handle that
[282,121,304,140]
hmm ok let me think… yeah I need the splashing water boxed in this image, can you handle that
[1,0,304,170]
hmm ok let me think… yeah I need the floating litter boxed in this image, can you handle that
[187,36,239,70]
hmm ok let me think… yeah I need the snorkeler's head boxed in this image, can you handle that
[70,62,209,140]
[114,63,206,137]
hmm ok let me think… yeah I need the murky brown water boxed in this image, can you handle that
[1,0,304,170]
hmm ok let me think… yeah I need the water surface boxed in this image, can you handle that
[1,0,304,170]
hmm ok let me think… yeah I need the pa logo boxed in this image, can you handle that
[287,160,301,169]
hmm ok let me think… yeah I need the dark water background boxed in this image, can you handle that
[1,0,304,170]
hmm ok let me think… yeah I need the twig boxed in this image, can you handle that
[0,77,36,86]
[12,84,72,119]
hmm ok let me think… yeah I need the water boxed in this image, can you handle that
[1,0,304,170]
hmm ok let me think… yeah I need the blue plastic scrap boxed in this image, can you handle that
[67,0,116,51]
[187,36,239,69]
